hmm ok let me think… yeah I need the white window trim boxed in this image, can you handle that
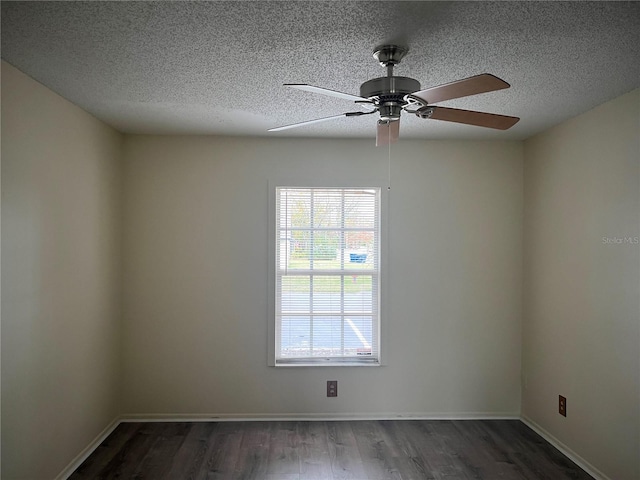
[267,180,389,367]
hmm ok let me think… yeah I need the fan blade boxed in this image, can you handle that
[285,84,371,103]
[376,119,400,147]
[408,74,510,105]
[268,114,348,132]
[269,110,373,132]
[420,106,519,130]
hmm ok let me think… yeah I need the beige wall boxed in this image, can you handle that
[5,56,636,480]
[121,135,523,417]
[522,88,640,480]
[1,62,123,479]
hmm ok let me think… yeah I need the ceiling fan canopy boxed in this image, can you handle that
[269,45,520,146]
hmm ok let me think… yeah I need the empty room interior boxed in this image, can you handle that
[1,2,639,480]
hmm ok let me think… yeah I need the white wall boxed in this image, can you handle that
[1,61,123,479]
[522,88,640,480]
[121,135,523,417]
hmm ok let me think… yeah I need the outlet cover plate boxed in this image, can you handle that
[327,380,337,397]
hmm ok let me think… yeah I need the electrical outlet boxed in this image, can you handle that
[559,395,567,417]
[327,380,337,397]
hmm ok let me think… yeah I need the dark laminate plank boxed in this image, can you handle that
[233,421,271,480]
[297,421,333,479]
[482,421,536,479]
[132,422,191,478]
[97,422,166,478]
[326,421,367,479]
[351,421,402,480]
[451,420,526,479]
[164,422,218,480]
[69,420,594,480]
[267,421,300,475]
[378,421,436,480]
[428,420,478,479]
[196,421,244,479]
[68,422,141,479]
[436,465,471,479]
[400,420,456,473]
[444,420,503,479]
[501,422,593,480]
[478,421,544,480]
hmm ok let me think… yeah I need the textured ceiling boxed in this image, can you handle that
[2,1,639,141]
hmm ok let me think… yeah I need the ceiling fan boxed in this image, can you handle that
[269,45,520,146]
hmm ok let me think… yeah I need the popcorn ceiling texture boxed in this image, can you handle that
[2,1,639,140]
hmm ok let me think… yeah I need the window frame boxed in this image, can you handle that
[268,181,388,367]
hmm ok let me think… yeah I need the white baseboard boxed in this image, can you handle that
[119,411,520,422]
[55,417,120,480]
[520,415,609,480]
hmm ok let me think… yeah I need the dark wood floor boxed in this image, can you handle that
[69,420,593,479]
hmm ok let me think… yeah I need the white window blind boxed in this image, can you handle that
[275,187,380,365]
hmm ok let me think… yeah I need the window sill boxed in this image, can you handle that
[273,361,382,367]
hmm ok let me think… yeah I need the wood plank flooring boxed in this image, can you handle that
[69,420,593,479]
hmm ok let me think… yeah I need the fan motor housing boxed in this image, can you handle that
[360,76,421,100]
[361,76,421,120]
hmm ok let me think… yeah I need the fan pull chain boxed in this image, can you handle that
[387,127,392,191]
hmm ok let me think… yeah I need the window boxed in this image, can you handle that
[274,187,381,365]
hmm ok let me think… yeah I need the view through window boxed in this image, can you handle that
[275,187,380,365]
